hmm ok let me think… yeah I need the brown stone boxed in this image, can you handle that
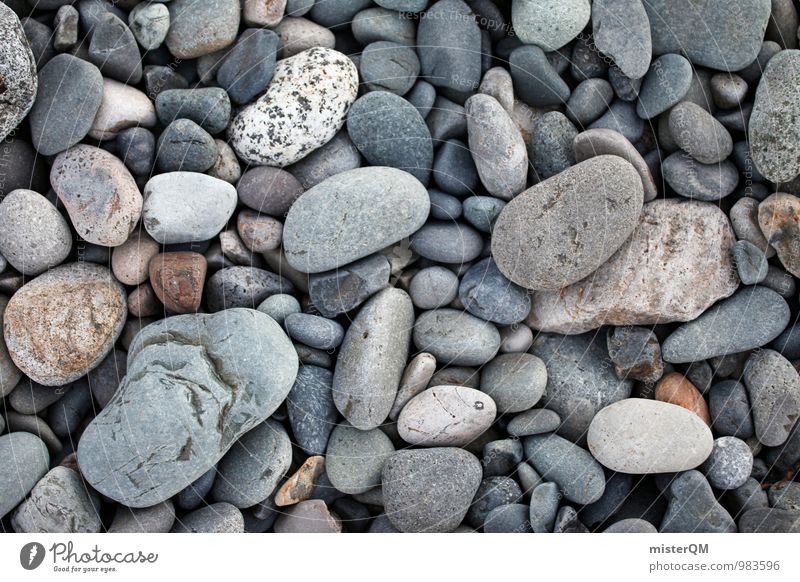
[111,230,160,285]
[655,372,711,426]
[127,283,162,317]
[243,0,286,27]
[758,193,800,278]
[148,252,207,314]
[3,262,127,386]
[274,455,325,507]
[237,210,283,252]
[527,199,740,334]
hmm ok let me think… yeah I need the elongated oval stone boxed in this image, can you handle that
[283,167,429,274]
[413,309,501,366]
[524,433,605,504]
[744,349,800,447]
[332,288,414,430]
[77,309,298,507]
[492,155,644,290]
[587,399,714,474]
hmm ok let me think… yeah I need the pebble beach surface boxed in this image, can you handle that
[1,0,800,535]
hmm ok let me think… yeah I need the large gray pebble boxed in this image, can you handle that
[409,266,459,310]
[592,0,651,79]
[360,41,419,95]
[0,432,49,518]
[512,0,589,52]
[744,349,800,447]
[205,266,294,312]
[326,424,395,494]
[524,433,605,505]
[636,54,692,120]
[669,101,733,164]
[410,222,484,264]
[284,313,344,350]
[660,471,736,533]
[0,4,36,141]
[12,466,100,533]
[413,309,501,367]
[480,353,546,414]
[458,258,530,325]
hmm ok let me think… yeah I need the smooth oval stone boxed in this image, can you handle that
[413,309,501,367]
[588,399,714,474]
[398,385,496,446]
[528,111,577,181]
[333,288,414,430]
[11,466,101,533]
[410,222,484,264]
[669,101,733,164]
[287,130,362,189]
[326,424,395,494]
[347,91,433,185]
[589,100,644,143]
[660,471,736,533]
[156,88,231,135]
[662,286,790,363]
[592,0,651,79]
[4,263,125,386]
[307,253,390,317]
[458,258,531,325]
[176,467,217,511]
[462,196,505,233]
[709,380,754,438]
[283,167,429,274]
[701,436,753,490]
[29,54,103,156]
[507,409,562,437]
[750,50,800,183]
[142,172,237,244]
[492,155,644,291]
[432,142,478,197]
[566,78,615,125]
[604,518,658,533]
[509,45,571,107]
[739,508,800,533]
[730,196,773,257]
[636,54,692,120]
[110,501,175,533]
[530,333,632,442]
[644,0,771,72]
[352,7,416,47]
[274,16,336,58]
[0,4,36,141]
[205,266,293,312]
[465,94,527,200]
[90,79,156,141]
[213,420,292,508]
[78,309,298,507]
[0,432,49,518]
[528,199,739,334]
[273,499,341,533]
[0,189,71,276]
[733,240,769,285]
[528,481,559,533]
[382,447,482,532]
[156,119,217,172]
[165,0,239,59]
[409,267,459,310]
[744,349,800,447]
[230,48,358,167]
[524,433,605,504]
[416,0,481,92]
[287,365,338,455]
[284,313,344,350]
[360,41,419,96]
[237,166,304,217]
[485,503,532,533]
[480,353,546,414]
[88,12,141,83]
[217,28,279,105]
[172,503,245,533]
[512,0,589,51]
[428,189,463,220]
[51,145,142,247]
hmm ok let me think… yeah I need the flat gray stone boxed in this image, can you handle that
[669,101,733,164]
[171,503,245,533]
[636,54,692,120]
[109,501,175,533]
[413,308,501,367]
[165,0,240,59]
[511,0,590,52]
[660,471,736,532]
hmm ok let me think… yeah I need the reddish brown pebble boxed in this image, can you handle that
[274,455,325,507]
[237,209,283,252]
[127,283,162,317]
[655,372,711,426]
[148,252,207,314]
[111,230,160,285]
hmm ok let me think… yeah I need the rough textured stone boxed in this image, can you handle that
[758,193,800,278]
[660,471,736,532]
[591,0,651,79]
[701,436,753,490]
[0,4,36,141]
[172,503,245,533]
[636,54,692,119]
[148,252,207,314]
[0,432,49,518]
[744,349,800,447]
[327,424,395,494]
[205,266,293,311]
[511,0,590,52]
[273,499,341,533]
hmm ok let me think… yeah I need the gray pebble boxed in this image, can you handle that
[662,153,739,201]
[669,101,733,164]
[352,7,416,46]
[467,476,522,529]
[172,503,245,533]
[110,501,175,533]
[459,258,531,325]
[327,424,395,495]
[12,466,100,533]
[480,353,546,414]
[155,88,231,135]
[409,266,459,310]
[702,436,753,490]
[529,481,560,533]
[636,54,692,120]
[507,409,562,437]
[433,140,479,197]
[566,78,615,125]
[660,471,736,533]
[426,96,467,142]
[257,294,301,326]
[410,221,484,265]
[284,313,344,350]
[360,41,419,96]
[287,130,362,190]
[733,240,769,285]
[528,111,578,181]
[217,28,278,105]
[484,503,532,533]
[509,45,570,107]
[176,467,217,511]
[156,119,217,172]
[462,196,505,233]
[739,508,800,533]
[592,0,651,79]
[588,99,644,143]
[287,366,338,456]
[308,254,390,318]
[607,326,664,383]
[428,190,463,220]
[744,349,800,447]
[709,380,755,439]
[128,2,169,50]
[414,308,501,366]
[604,518,657,533]
[88,13,142,83]
[482,439,524,477]
[205,266,294,312]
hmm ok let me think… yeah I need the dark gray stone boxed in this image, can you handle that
[739,508,800,532]
[459,258,531,326]
[509,45,570,107]
[669,101,733,164]
[636,54,692,120]
[88,13,141,83]
[116,127,155,176]
[0,432,49,519]
[662,153,739,201]
[709,380,754,439]
[327,424,395,495]
[607,326,664,383]
[428,190,463,220]
[308,254,390,318]
[205,267,293,312]
[482,439,524,477]
[426,96,467,142]
[410,221,483,264]
[484,503,532,533]
[287,365,338,456]
[467,476,523,529]
[528,111,578,180]
[529,481,559,533]
[352,7,416,47]
[171,503,244,533]
[217,28,279,105]
[566,78,615,126]
[433,139,479,197]
[588,99,644,143]
[507,409,562,437]
[360,41,419,96]
[284,313,344,350]
[462,196,505,233]
[660,471,736,532]
[176,466,217,511]
[155,88,231,135]
[744,348,800,447]
[413,308,501,367]
[524,433,606,504]
[733,240,769,285]
[156,119,217,172]
[701,437,753,490]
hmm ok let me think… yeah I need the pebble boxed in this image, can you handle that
[275,456,325,506]
[0,189,71,276]
[414,309,501,367]
[155,88,231,136]
[287,130,362,189]
[308,254,390,318]
[142,172,237,244]
[352,7,415,47]
[528,200,740,334]
[428,189,463,220]
[711,73,748,109]
[479,353,546,414]
[511,0,590,52]
[205,266,293,311]
[389,353,437,421]
[465,94,528,200]
[528,111,578,181]
[286,365,337,455]
[528,482,560,533]
[213,420,292,508]
[592,0,651,80]
[29,54,103,155]
[426,96,467,142]
[111,231,160,286]
[128,2,169,50]
[284,167,429,273]
[484,503,532,533]
[743,349,800,447]
[524,433,606,504]
[77,309,298,507]
[333,289,413,430]
[655,373,712,425]
[433,141,479,197]
[636,54,693,120]
[702,437,753,490]
[507,409,561,437]
[284,313,344,350]
[0,432,49,518]
[739,508,800,533]
[0,5,36,141]
[588,399,713,473]
[607,326,664,383]
[275,17,335,58]
[148,252,207,314]
[509,45,571,107]
[4,263,125,386]
[458,258,530,325]
[604,519,658,533]
[730,196,774,257]
[327,424,395,494]
[589,100,644,143]
[4,411,61,453]
[769,482,800,511]
[165,0,240,59]
[566,78,615,126]
[482,438,524,476]
[217,28,278,106]
[644,0,771,72]
[660,471,736,533]
[410,222,484,264]
[156,119,217,172]
[709,380,755,439]
[11,466,101,533]
[669,101,733,164]
[398,385,496,446]
[89,80,156,141]
[467,476,523,528]
[172,503,245,534]
[238,169,303,219]
[360,41,419,96]
[662,286,790,363]
[347,91,433,185]
[110,501,175,533]
[176,468,216,512]
[479,67,514,114]
[382,447,482,532]
[462,196,506,233]
[8,380,68,416]
[231,48,358,167]
[273,499,341,533]
[417,0,481,93]
[492,155,644,291]
[759,193,800,278]
[733,240,769,284]
[88,13,142,83]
